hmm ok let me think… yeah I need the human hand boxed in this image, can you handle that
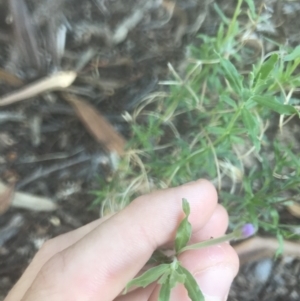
[4,179,239,301]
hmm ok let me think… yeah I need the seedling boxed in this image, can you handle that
[124,199,255,300]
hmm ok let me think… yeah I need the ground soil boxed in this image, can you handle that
[0,0,300,300]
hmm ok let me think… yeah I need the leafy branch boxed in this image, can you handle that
[124,199,255,300]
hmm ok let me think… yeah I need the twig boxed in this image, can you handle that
[0,215,24,247]
[16,155,90,189]
[0,71,77,106]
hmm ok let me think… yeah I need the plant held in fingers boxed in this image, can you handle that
[124,199,256,300]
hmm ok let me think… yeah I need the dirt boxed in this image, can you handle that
[0,0,300,300]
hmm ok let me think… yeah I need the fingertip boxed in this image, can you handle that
[179,244,239,301]
[191,204,229,242]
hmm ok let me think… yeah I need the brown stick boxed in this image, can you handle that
[234,236,300,265]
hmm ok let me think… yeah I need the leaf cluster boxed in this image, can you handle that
[124,199,204,301]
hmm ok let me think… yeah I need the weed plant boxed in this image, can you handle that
[93,0,300,241]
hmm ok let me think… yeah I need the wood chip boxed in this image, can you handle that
[63,93,126,155]
[234,236,300,265]
[0,71,77,107]
[0,181,57,212]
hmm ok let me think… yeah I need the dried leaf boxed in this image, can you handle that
[0,71,77,107]
[0,183,15,215]
[287,202,300,218]
[0,68,23,87]
[63,94,126,155]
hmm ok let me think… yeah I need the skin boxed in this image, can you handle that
[4,179,239,301]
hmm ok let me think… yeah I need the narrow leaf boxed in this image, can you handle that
[241,108,260,150]
[252,95,298,115]
[182,198,190,216]
[177,265,205,301]
[169,269,186,289]
[221,95,237,109]
[158,279,172,301]
[157,270,171,285]
[220,58,243,94]
[175,199,192,253]
[124,264,170,294]
[284,45,300,61]
[255,54,278,82]
[244,0,256,17]
[252,78,274,94]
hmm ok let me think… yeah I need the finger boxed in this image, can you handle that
[5,215,114,301]
[148,205,235,301]
[149,243,239,301]
[190,204,229,243]
[118,204,230,301]
[21,179,218,301]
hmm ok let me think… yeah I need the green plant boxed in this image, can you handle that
[123,199,255,300]
[93,0,300,240]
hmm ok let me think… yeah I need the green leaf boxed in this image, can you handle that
[220,57,244,94]
[284,45,300,61]
[275,231,284,258]
[206,126,226,135]
[213,3,229,24]
[175,199,192,253]
[255,54,278,82]
[159,278,172,301]
[252,78,274,94]
[241,108,260,151]
[220,94,237,109]
[182,198,190,216]
[245,0,256,17]
[124,264,170,293]
[177,265,205,301]
[251,95,298,115]
[169,269,186,289]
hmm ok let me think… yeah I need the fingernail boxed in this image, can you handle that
[194,267,234,301]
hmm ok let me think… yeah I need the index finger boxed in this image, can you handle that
[22,179,218,301]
